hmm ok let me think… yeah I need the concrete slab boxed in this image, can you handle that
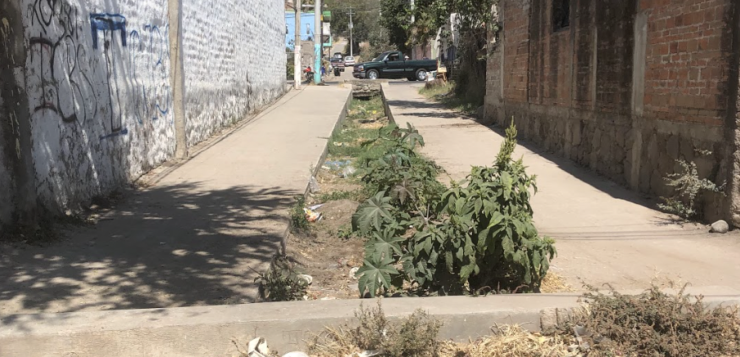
[381,82,740,292]
[0,86,351,315]
[1,286,738,357]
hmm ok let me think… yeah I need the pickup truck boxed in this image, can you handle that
[353,51,437,81]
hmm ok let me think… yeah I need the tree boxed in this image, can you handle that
[379,0,411,54]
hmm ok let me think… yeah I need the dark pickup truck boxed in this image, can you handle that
[354,51,437,81]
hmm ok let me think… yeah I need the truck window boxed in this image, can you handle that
[388,53,401,62]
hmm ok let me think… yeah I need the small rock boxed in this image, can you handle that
[297,274,313,285]
[710,220,729,233]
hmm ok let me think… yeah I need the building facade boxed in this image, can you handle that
[485,0,740,223]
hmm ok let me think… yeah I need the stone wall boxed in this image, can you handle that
[485,0,739,222]
[0,0,286,228]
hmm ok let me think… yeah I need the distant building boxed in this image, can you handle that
[285,12,317,49]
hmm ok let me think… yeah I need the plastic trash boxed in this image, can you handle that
[324,160,352,170]
[247,337,270,357]
[303,208,322,222]
[341,166,357,178]
[309,176,320,193]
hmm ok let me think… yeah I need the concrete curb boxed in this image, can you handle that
[1,287,738,357]
[381,83,396,124]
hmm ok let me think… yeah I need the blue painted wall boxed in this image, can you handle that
[285,12,316,49]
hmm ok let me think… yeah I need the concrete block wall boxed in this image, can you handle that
[485,0,739,222]
[21,0,177,214]
[182,0,286,147]
[0,0,286,228]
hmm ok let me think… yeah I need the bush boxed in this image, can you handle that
[309,302,442,357]
[353,121,555,297]
[253,255,308,302]
[290,195,310,233]
[569,284,740,357]
[658,150,725,219]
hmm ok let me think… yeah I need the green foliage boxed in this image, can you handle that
[380,0,412,53]
[254,255,308,301]
[290,195,310,233]
[356,253,399,297]
[357,123,444,210]
[658,151,726,219]
[317,190,364,203]
[328,97,388,159]
[353,120,556,298]
[419,82,482,115]
[352,191,395,234]
[286,47,295,78]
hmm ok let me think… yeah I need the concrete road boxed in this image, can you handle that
[382,81,740,292]
[0,86,351,315]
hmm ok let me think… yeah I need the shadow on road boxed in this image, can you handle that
[0,183,292,318]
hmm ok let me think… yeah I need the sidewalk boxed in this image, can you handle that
[382,82,740,291]
[0,86,351,315]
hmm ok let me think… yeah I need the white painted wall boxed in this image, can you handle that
[182,0,287,146]
[22,0,175,212]
[11,0,286,216]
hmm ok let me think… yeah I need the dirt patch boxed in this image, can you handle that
[357,117,389,130]
[288,199,365,300]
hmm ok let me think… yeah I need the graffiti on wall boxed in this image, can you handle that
[27,0,96,125]
[90,13,127,138]
[26,0,172,141]
[128,23,171,125]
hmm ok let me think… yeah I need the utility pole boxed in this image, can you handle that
[348,7,354,57]
[314,0,322,84]
[294,0,302,89]
[168,0,187,159]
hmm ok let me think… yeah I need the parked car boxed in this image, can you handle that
[330,58,345,76]
[353,51,437,81]
[344,56,356,66]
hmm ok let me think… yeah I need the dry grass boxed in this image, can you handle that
[440,326,579,357]
[540,272,575,293]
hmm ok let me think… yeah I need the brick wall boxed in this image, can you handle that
[643,0,731,125]
[485,0,739,222]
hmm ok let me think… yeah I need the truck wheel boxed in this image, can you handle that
[415,69,428,81]
[367,70,379,80]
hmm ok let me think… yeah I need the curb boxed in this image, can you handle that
[1,287,738,357]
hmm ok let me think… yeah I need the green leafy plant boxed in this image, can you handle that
[317,190,364,203]
[253,255,308,302]
[658,151,726,219]
[352,191,396,235]
[353,120,556,298]
[290,195,310,233]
